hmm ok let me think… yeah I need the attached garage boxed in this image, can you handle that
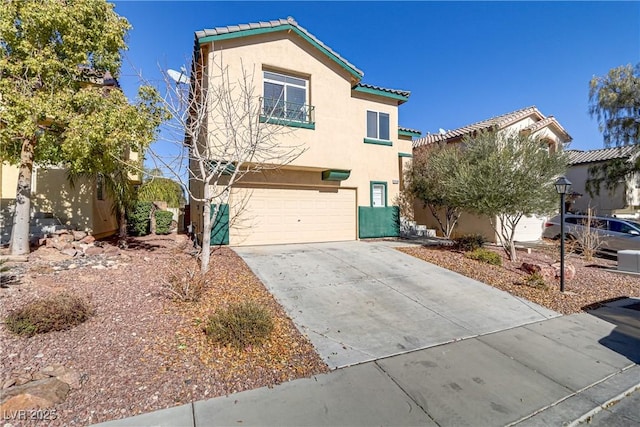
[229,187,356,246]
[511,214,546,242]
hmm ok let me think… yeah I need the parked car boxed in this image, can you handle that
[542,214,640,255]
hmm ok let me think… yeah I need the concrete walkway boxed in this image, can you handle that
[234,241,558,368]
[93,299,640,426]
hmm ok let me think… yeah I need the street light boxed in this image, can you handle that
[554,176,572,293]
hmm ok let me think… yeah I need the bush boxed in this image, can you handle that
[5,293,93,337]
[465,248,502,265]
[127,201,153,236]
[204,301,274,349]
[454,234,486,252]
[155,210,174,235]
[163,266,206,302]
[521,272,548,290]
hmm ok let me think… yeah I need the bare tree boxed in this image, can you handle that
[146,54,304,272]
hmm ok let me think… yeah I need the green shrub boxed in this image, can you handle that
[5,293,93,337]
[127,201,153,236]
[204,301,274,349]
[155,210,174,235]
[465,248,502,266]
[454,234,486,252]
[522,272,548,290]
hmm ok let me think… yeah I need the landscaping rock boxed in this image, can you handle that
[84,247,104,256]
[61,248,78,257]
[552,262,576,281]
[0,378,69,410]
[72,230,87,241]
[80,235,96,244]
[53,229,69,235]
[104,246,120,258]
[521,262,556,282]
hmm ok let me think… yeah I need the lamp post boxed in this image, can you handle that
[554,176,572,293]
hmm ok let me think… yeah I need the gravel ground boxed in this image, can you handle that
[0,235,327,426]
[398,243,640,314]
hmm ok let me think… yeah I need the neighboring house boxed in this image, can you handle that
[412,106,573,242]
[0,71,139,245]
[190,17,420,246]
[566,146,640,218]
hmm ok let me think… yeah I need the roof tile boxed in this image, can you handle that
[567,146,638,165]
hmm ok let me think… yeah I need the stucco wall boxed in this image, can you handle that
[412,201,497,241]
[565,162,628,215]
[203,32,411,213]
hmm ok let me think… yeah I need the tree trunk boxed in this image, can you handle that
[9,138,36,255]
[149,203,157,234]
[200,185,212,273]
[118,205,127,238]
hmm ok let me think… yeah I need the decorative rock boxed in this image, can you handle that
[39,365,81,389]
[59,233,74,244]
[521,262,556,282]
[552,262,576,281]
[80,235,96,244]
[67,264,77,270]
[84,247,104,256]
[14,374,33,386]
[91,265,107,270]
[71,230,87,241]
[61,248,78,257]
[53,229,69,235]
[104,246,120,258]
[2,378,17,389]
[0,378,69,410]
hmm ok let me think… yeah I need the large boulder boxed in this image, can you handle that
[0,378,69,411]
[521,262,556,283]
[552,262,576,281]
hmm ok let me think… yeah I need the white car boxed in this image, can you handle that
[542,214,640,255]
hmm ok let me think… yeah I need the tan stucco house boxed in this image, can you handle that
[566,146,640,218]
[189,17,420,246]
[412,106,573,242]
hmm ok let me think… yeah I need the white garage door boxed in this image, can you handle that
[230,187,356,246]
[513,214,546,242]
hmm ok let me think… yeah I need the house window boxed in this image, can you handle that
[371,181,387,207]
[263,71,309,123]
[96,173,105,201]
[366,111,390,141]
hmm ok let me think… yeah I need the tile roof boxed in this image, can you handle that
[567,146,639,165]
[354,83,410,98]
[195,17,364,78]
[522,116,571,141]
[413,106,542,147]
[398,126,422,135]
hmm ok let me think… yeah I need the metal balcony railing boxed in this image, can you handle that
[260,97,315,125]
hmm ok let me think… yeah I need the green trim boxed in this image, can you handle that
[260,115,315,130]
[322,169,351,181]
[364,137,393,146]
[353,86,409,103]
[398,152,413,158]
[398,129,422,137]
[210,204,229,245]
[358,206,400,238]
[198,25,362,80]
[370,181,388,207]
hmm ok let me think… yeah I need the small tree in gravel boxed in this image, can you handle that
[448,130,568,261]
[146,55,304,273]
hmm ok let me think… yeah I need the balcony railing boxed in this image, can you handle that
[259,97,315,129]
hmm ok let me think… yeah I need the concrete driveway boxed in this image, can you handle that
[235,241,558,368]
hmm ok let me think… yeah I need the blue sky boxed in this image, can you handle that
[113,1,639,152]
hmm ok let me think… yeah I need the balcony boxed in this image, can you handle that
[259,97,315,130]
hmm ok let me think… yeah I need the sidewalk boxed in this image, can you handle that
[93,298,639,427]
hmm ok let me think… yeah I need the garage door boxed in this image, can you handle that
[230,187,356,246]
[513,214,546,242]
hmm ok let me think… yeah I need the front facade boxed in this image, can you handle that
[412,106,573,242]
[566,146,640,218]
[190,18,419,246]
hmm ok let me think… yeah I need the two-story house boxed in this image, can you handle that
[190,17,420,246]
[412,106,572,242]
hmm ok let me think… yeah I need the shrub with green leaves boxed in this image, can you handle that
[465,248,502,266]
[522,272,548,290]
[454,234,486,252]
[127,201,153,236]
[205,301,274,349]
[5,293,94,337]
[155,210,174,235]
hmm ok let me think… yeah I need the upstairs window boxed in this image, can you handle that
[263,71,309,123]
[367,111,390,140]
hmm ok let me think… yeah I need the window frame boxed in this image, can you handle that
[262,70,309,122]
[366,110,390,141]
[370,181,387,208]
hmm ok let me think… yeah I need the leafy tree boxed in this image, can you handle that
[587,63,640,197]
[589,63,640,147]
[406,144,467,238]
[0,0,165,253]
[448,130,567,261]
[138,177,185,208]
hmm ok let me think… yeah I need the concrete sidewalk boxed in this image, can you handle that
[93,299,640,427]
